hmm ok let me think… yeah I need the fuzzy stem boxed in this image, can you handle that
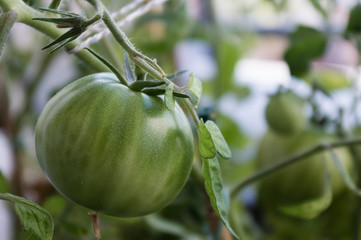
[0,11,17,62]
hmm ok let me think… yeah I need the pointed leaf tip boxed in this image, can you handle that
[203,157,239,239]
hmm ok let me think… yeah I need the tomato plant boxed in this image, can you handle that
[35,73,194,217]
[257,130,353,208]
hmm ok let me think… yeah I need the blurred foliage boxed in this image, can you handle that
[284,25,327,78]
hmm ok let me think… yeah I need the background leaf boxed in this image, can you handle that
[284,25,327,77]
[203,157,239,239]
[279,161,333,219]
[0,193,54,240]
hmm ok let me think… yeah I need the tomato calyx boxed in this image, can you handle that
[33,8,101,54]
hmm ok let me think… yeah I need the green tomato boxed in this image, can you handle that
[257,130,352,208]
[265,91,306,135]
[35,73,194,218]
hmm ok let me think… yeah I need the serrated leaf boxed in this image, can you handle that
[165,84,175,110]
[86,48,128,86]
[186,73,202,109]
[123,50,136,83]
[205,120,232,159]
[0,193,54,240]
[199,119,216,159]
[203,157,239,239]
[129,80,165,91]
[167,70,188,80]
[279,160,332,219]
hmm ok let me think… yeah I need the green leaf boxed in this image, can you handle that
[0,193,54,240]
[309,0,328,18]
[0,11,17,62]
[186,73,202,109]
[165,84,175,110]
[0,171,10,193]
[203,157,239,239]
[167,70,188,80]
[141,88,190,98]
[198,119,216,159]
[173,92,190,98]
[344,4,361,37]
[129,80,165,91]
[205,120,232,159]
[123,50,136,83]
[86,48,128,86]
[279,161,332,219]
[142,88,166,96]
[284,25,327,77]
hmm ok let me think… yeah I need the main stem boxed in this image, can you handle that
[230,138,361,198]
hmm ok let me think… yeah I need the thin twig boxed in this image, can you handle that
[230,138,361,198]
[88,211,101,239]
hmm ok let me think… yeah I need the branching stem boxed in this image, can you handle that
[230,138,361,198]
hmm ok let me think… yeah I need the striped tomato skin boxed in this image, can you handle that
[35,73,194,217]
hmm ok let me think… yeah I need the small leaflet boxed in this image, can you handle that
[186,73,202,109]
[129,80,165,91]
[167,70,188,80]
[198,119,216,159]
[205,120,232,159]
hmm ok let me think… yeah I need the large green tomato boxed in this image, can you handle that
[257,130,353,208]
[35,73,194,218]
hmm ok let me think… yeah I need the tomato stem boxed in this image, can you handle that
[0,193,14,203]
[88,211,101,239]
[230,137,361,198]
[0,11,17,62]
